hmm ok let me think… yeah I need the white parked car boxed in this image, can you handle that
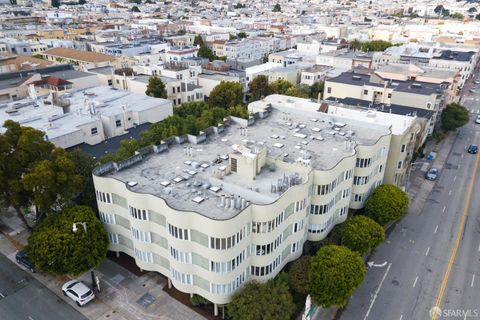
[476,115,480,124]
[62,280,95,307]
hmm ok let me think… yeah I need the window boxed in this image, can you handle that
[96,191,111,203]
[292,220,303,233]
[91,127,98,135]
[255,234,282,256]
[327,87,331,94]
[252,211,284,233]
[426,103,431,109]
[99,211,115,224]
[230,158,237,172]
[291,240,301,253]
[401,144,406,152]
[129,206,149,221]
[131,227,151,243]
[210,249,247,273]
[171,269,192,284]
[134,248,153,263]
[251,256,281,277]
[170,247,192,263]
[209,224,249,249]
[108,233,119,244]
[172,87,176,94]
[356,158,372,168]
[387,93,392,98]
[363,89,368,95]
[168,224,190,240]
[115,119,122,127]
[107,80,113,86]
[397,161,403,169]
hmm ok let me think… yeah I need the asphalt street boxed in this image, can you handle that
[0,254,88,320]
[340,106,480,318]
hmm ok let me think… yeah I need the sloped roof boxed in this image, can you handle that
[44,48,116,63]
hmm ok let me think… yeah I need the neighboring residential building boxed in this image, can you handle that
[43,48,117,70]
[0,86,172,148]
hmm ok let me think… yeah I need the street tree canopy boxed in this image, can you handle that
[341,215,385,254]
[441,102,469,131]
[288,255,311,295]
[273,3,281,12]
[309,245,366,307]
[22,148,83,218]
[228,279,295,320]
[208,81,244,109]
[365,184,409,225]
[270,79,294,94]
[27,205,108,275]
[145,76,167,98]
[0,121,54,226]
[248,75,272,102]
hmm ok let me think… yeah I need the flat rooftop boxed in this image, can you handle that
[104,96,390,220]
[0,86,170,141]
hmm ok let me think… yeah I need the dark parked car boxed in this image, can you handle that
[15,250,36,273]
[467,144,478,154]
[425,167,438,181]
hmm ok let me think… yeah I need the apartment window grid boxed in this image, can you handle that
[95,191,111,203]
[353,193,366,202]
[309,198,334,215]
[129,206,149,221]
[294,199,307,212]
[316,179,337,195]
[308,216,335,234]
[108,233,119,244]
[131,227,152,243]
[134,248,153,263]
[251,255,281,277]
[171,269,192,285]
[168,224,190,240]
[209,224,249,250]
[356,157,372,168]
[210,248,247,273]
[99,211,115,224]
[252,211,285,233]
[255,234,283,256]
[291,240,302,253]
[210,268,248,295]
[170,247,192,264]
[292,220,304,234]
[353,174,371,185]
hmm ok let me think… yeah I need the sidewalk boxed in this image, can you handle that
[0,208,206,320]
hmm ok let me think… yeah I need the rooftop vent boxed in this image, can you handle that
[127,181,138,187]
[352,75,362,80]
[192,196,205,204]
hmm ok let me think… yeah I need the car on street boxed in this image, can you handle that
[425,167,438,181]
[467,144,478,154]
[469,89,477,93]
[62,280,95,307]
[474,80,480,85]
[475,115,480,124]
[15,250,36,273]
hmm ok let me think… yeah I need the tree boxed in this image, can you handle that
[284,86,309,98]
[228,279,295,320]
[441,102,469,132]
[309,245,366,307]
[190,294,210,306]
[208,81,244,109]
[273,3,281,12]
[450,12,464,20]
[22,148,83,219]
[310,81,325,100]
[27,205,108,275]
[476,13,480,20]
[69,148,98,211]
[145,76,167,98]
[434,5,444,14]
[177,29,187,35]
[0,121,55,227]
[341,216,385,255]
[248,75,272,101]
[361,40,393,52]
[365,184,409,225]
[51,0,60,7]
[229,33,237,41]
[227,104,249,119]
[289,255,311,294]
[131,5,140,12]
[78,0,86,4]
[197,45,215,61]
[349,39,362,51]
[237,32,248,39]
[193,35,204,46]
[270,79,294,94]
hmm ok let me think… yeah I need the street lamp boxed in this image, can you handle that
[72,222,87,233]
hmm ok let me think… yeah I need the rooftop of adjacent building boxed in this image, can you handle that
[102,95,390,220]
[43,47,117,63]
[0,86,170,141]
[327,71,448,95]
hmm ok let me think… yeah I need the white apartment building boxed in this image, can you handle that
[93,95,399,314]
[0,86,172,149]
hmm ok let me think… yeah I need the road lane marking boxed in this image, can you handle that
[425,247,430,256]
[363,263,392,320]
[449,190,452,196]
[454,176,457,181]
[472,274,476,287]
[462,154,464,158]
[443,206,446,213]
[413,276,418,288]
[431,151,480,320]
[478,243,480,252]
[434,225,438,233]
[399,315,403,320]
